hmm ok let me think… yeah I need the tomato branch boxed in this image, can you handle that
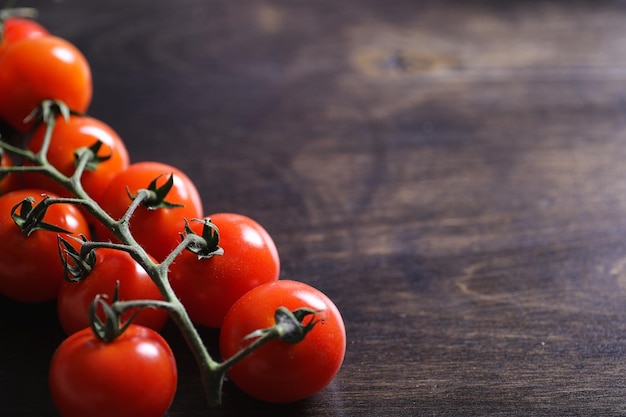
[0,140,37,161]
[108,298,179,316]
[119,188,150,230]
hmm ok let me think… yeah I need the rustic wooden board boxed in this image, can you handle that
[3,0,626,415]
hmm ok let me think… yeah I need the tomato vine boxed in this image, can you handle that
[0,100,336,408]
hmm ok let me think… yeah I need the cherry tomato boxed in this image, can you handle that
[219,280,346,403]
[0,189,91,302]
[0,150,8,191]
[49,325,177,417]
[57,248,168,335]
[0,35,92,132]
[0,17,48,54]
[0,150,20,194]
[94,161,203,262]
[169,213,280,328]
[23,114,130,204]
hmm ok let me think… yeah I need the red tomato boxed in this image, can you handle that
[0,35,92,132]
[0,150,21,194]
[94,161,203,262]
[57,248,168,335]
[0,189,91,302]
[0,150,8,191]
[49,325,177,417]
[0,17,48,54]
[169,213,280,328]
[24,115,130,204]
[219,280,346,403]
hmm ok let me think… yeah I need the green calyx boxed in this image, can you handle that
[245,306,322,345]
[75,140,112,172]
[11,196,71,236]
[127,173,184,210]
[182,218,224,259]
[89,283,141,343]
[277,307,322,344]
[57,235,95,282]
[25,99,72,129]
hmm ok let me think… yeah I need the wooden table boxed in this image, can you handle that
[3,0,626,415]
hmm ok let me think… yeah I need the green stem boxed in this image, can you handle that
[36,112,55,165]
[111,299,177,314]
[0,141,37,160]
[119,189,150,230]
[216,326,282,373]
[168,298,224,405]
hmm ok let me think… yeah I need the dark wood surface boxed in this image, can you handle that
[3,0,626,415]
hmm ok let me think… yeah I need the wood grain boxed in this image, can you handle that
[3,0,626,415]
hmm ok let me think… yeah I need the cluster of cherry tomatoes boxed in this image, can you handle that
[0,12,346,417]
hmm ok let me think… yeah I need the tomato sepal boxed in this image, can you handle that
[245,306,322,345]
[11,195,71,235]
[24,99,72,131]
[89,286,142,343]
[57,235,95,282]
[74,140,112,172]
[127,173,185,210]
[181,218,224,259]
